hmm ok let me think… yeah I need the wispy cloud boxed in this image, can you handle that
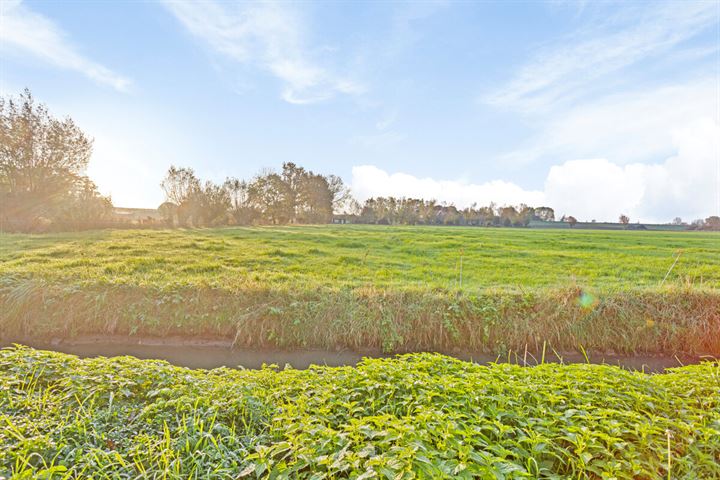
[500,78,718,166]
[0,0,131,92]
[483,1,717,111]
[162,0,363,104]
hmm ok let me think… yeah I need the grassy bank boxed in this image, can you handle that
[1,226,719,354]
[2,347,719,478]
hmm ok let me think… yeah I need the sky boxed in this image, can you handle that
[1,0,718,223]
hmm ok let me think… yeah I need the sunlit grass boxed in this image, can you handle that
[1,347,719,478]
[1,226,718,354]
[1,225,718,290]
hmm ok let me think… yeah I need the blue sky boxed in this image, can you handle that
[1,0,718,222]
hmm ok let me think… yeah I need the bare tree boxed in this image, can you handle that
[619,214,630,224]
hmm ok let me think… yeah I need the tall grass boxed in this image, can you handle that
[1,226,718,354]
[2,278,719,354]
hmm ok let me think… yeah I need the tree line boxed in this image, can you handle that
[158,164,557,228]
[356,198,555,226]
[2,89,718,232]
[158,163,351,227]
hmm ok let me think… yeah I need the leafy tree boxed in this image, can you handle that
[191,181,231,226]
[565,216,578,228]
[158,201,178,227]
[498,206,518,226]
[0,89,108,231]
[297,173,333,223]
[326,174,352,214]
[160,166,201,226]
[55,178,113,229]
[223,177,256,225]
[705,216,720,231]
[248,171,293,224]
[516,204,534,227]
[280,162,307,221]
[534,206,555,222]
[160,167,230,226]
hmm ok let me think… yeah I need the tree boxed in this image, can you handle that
[297,173,333,223]
[565,216,578,228]
[160,166,202,226]
[705,216,720,231]
[689,218,705,230]
[0,88,98,230]
[672,217,684,225]
[280,162,307,222]
[160,167,231,226]
[158,201,178,227]
[516,204,534,227]
[326,174,352,214]
[55,177,113,229]
[619,214,630,224]
[248,172,293,224]
[161,166,200,206]
[191,181,231,226]
[534,206,555,222]
[498,206,518,226]
[223,177,256,225]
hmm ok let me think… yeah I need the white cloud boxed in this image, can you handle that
[351,165,545,207]
[0,0,131,92]
[352,118,720,222]
[484,1,717,111]
[162,0,363,104]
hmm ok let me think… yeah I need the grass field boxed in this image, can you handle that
[2,226,719,289]
[2,346,719,479]
[1,226,719,354]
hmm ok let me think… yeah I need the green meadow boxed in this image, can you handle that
[2,347,719,479]
[1,226,718,290]
[1,226,719,354]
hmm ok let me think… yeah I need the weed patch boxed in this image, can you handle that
[1,347,718,478]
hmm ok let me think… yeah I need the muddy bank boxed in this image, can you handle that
[1,335,710,372]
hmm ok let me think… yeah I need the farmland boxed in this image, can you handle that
[1,225,719,354]
[2,346,719,478]
[2,226,719,290]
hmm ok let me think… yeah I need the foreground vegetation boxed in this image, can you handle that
[1,347,718,479]
[2,226,719,354]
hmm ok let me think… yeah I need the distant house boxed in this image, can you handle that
[112,207,163,224]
